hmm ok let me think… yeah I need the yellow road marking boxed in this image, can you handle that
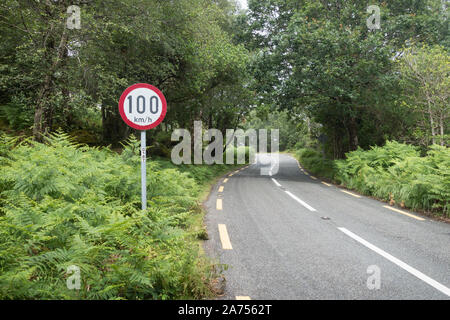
[321,181,332,187]
[236,296,251,300]
[340,190,361,198]
[218,224,233,250]
[216,199,223,210]
[218,186,224,193]
[310,176,317,180]
[382,205,425,221]
[229,173,233,177]
[223,178,228,183]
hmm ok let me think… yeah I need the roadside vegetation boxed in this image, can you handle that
[0,132,240,299]
[293,142,450,217]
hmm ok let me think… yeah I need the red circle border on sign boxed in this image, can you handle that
[118,83,167,130]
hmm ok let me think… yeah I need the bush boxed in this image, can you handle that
[0,97,34,131]
[295,141,449,216]
[0,132,229,299]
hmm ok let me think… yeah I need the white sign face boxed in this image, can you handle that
[119,83,167,130]
[124,87,162,126]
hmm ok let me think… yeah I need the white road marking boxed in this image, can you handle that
[236,296,251,300]
[285,191,317,212]
[269,163,275,176]
[338,227,450,297]
[271,178,281,187]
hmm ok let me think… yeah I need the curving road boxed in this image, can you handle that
[203,153,450,300]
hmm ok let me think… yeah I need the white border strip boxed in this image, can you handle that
[338,227,450,297]
[271,178,282,187]
[285,191,317,212]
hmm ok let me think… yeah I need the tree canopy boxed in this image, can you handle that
[240,0,449,157]
[0,0,252,145]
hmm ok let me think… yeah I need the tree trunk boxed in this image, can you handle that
[33,24,68,141]
[33,79,52,141]
[306,117,311,134]
[347,117,359,151]
[427,100,436,145]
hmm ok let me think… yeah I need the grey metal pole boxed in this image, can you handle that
[141,130,147,210]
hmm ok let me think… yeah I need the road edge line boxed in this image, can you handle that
[338,227,450,297]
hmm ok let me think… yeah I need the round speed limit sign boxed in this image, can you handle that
[118,83,167,130]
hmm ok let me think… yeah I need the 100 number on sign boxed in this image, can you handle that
[118,83,167,130]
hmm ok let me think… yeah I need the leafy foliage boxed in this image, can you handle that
[0,0,251,145]
[0,132,230,299]
[294,148,335,180]
[242,0,449,157]
[397,45,450,147]
[295,141,450,216]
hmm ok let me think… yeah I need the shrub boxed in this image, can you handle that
[0,132,228,299]
[295,148,336,180]
[0,95,34,131]
[295,141,449,216]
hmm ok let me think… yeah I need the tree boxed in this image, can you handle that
[0,0,251,146]
[398,45,450,146]
[0,0,73,141]
[240,0,449,158]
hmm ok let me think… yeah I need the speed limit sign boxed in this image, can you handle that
[118,83,167,130]
[118,83,167,211]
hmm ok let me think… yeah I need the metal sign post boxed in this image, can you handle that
[118,83,167,211]
[141,130,147,210]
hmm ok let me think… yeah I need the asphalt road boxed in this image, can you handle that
[203,153,450,300]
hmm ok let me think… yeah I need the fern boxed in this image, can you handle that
[0,131,230,299]
[296,141,449,216]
